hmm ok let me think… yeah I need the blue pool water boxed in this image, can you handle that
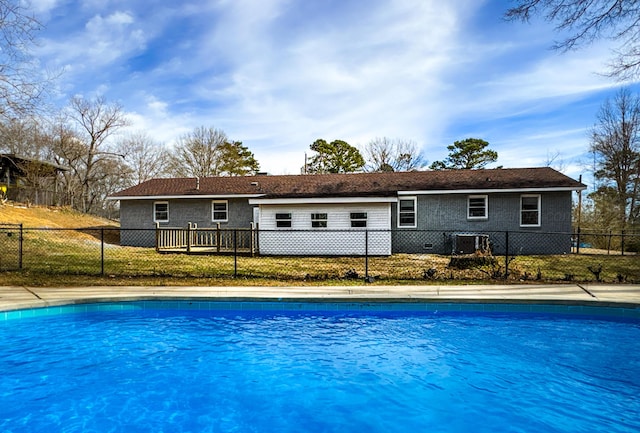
[1,302,639,433]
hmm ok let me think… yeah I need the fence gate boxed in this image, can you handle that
[0,223,21,271]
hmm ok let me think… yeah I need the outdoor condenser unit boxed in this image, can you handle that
[454,234,490,255]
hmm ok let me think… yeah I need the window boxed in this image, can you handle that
[398,197,416,227]
[521,195,541,226]
[350,212,367,228]
[275,213,292,228]
[212,200,228,222]
[154,201,168,222]
[311,213,328,228]
[468,195,488,219]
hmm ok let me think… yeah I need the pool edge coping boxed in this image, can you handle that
[1,295,639,315]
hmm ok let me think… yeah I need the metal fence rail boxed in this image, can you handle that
[573,229,640,255]
[0,227,638,283]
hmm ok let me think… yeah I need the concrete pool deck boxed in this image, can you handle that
[0,284,639,312]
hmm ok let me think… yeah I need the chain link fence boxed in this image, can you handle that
[0,226,638,283]
[573,229,640,255]
[0,224,21,271]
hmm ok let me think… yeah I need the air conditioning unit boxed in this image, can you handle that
[454,234,490,255]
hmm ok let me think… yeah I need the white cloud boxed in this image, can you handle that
[473,50,614,110]
[83,12,144,63]
[146,97,169,116]
[123,93,194,146]
[100,10,135,26]
[33,0,636,176]
[38,10,146,72]
[185,0,482,173]
[29,0,60,14]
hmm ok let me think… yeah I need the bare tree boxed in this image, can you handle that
[544,150,567,172]
[168,126,228,178]
[117,131,168,186]
[0,0,55,117]
[49,120,82,208]
[90,156,131,219]
[363,137,426,172]
[55,96,129,213]
[505,0,640,80]
[0,117,65,204]
[0,117,48,158]
[590,87,640,229]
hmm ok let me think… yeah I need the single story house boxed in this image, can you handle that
[109,167,586,255]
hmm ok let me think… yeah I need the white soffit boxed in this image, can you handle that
[249,197,397,205]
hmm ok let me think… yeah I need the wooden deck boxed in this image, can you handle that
[156,224,257,256]
[157,246,255,255]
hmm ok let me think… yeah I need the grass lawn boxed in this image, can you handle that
[0,228,637,286]
[1,203,638,286]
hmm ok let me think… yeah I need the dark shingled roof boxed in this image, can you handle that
[110,167,586,200]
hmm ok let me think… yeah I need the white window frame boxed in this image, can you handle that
[275,212,292,228]
[467,195,488,220]
[398,197,417,228]
[350,212,367,228]
[311,213,328,228]
[154,201,169,223]
[520,194,541,227]
[212,200,229,222]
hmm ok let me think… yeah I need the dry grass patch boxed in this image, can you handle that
[0,202,117,228]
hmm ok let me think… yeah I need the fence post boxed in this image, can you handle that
[254,224,259,257]
[187,222,192,254]
[234,228,238,277]
[249,222,256,257]
[621,230,625,256]
[504,230,509,279]
[19,223,23,270]
[101,227,105,276]
[155,222,160,252]
[216,223,221,253]
[365,229,369,281]
[576,227,581,254]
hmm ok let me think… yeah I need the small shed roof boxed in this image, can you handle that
[0,154,69,174]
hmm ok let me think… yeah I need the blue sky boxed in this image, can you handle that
[32,0,639,186]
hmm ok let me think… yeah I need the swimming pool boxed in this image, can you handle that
[1,301,639,433]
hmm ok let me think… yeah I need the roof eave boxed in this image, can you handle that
[398,186,586,195]
[108,193,266,201]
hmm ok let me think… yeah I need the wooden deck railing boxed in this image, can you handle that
[155,223,257,255]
